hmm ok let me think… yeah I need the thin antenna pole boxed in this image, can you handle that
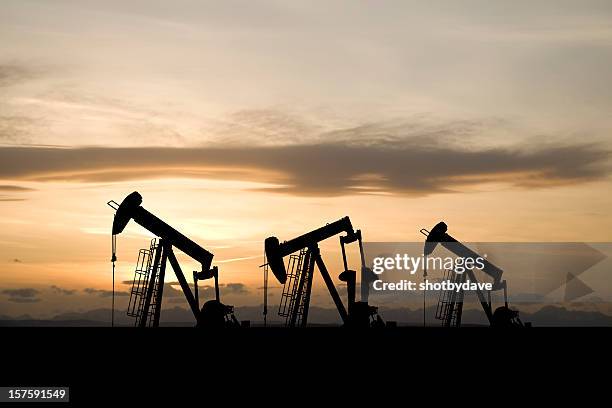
[423,255,427,328]
[111,232,117,328]
[263,251,268,327]
[108,202,120,328]
[112,262,115,327]
[420,229,431,328]
[423,286,426,328]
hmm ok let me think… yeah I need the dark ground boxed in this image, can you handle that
[0,327,610,405]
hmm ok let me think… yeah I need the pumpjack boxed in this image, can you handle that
[421,221,527,328]
[264,216,384,328]
[108,192,239,328]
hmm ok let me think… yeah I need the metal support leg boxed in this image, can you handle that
[152,242,169,327]
[314,248,349,324]
[300,250,315,327]
[356,231,368,302]
[467,270,494,323]
[167,248,200,320]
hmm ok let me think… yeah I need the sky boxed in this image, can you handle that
[1,0,611,320]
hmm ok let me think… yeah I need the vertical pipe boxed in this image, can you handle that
[503,280,508,308]
[193,271,200,311]
[340,237,349,272]
[214,273,220,302]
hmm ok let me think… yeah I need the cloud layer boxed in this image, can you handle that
[0,142,609,196]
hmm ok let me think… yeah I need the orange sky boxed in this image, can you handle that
[1,1,612,319]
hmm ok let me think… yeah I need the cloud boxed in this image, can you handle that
[223,283,249,295]
[0,64,38,88]
[126,280,249,299]
[162,282,249,301]
[83,288,129,297]
[163,282,195,293]
[0,140,608,196]
[2,288,41,303]
[161,283,187,297]
[0,185,33,192]
[125,281,199,299]
[0,115,38,145]
[50,285,76,295]
[166,297,188,304]
[196,285,217,299]
[197,283,249,297]
[0,185,33,202]
[3,288,38,297]
[124,280,193,297]
[6,297,41,303]
[256,285,280,290]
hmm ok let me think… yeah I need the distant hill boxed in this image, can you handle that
[1,304,611,327]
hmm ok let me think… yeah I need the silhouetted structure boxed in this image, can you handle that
[108,192,239,328]
[421,221,527,327]
[264,217,385,328]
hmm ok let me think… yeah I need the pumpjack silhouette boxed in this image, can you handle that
[109,192,240,328]
[421,221,528,328]
[264,217,385,328]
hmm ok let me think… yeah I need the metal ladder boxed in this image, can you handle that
[278,249,309,326]
[127,239,161,327]
[435,269,465,327]
[293,255,312,326]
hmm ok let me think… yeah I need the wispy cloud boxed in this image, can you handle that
[216,255,261,264]
[224,283,249,295]
[50,285,76,295]
[185,282,250,299]
[83,288,128,297]
[0,64,39,88]
[0,139,608,196]
[0,185,33,202]
[2,288,41,303]
[0,185,33,192]
[0,197,27,202]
